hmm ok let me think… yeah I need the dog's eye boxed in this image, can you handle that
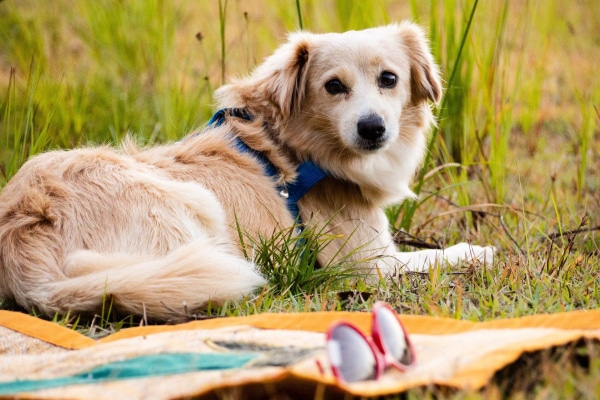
[378,71,397,88]
[325,79,347,95]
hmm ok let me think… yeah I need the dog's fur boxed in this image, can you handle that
[0,23,493,321]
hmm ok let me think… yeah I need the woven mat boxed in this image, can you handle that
[1,309,599,399]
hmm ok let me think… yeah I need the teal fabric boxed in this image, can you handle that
[0,352,256,395]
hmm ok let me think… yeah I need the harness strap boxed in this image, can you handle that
[207,108,328,225]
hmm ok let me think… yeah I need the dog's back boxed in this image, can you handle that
[0,145,266,320]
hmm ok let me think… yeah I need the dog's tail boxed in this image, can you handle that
[28,238,266,321]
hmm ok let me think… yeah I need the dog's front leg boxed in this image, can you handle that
[394,243,495,273]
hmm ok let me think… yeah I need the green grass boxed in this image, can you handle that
[1,0,599,398]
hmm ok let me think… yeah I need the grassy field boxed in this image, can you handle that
[1,0,599,398]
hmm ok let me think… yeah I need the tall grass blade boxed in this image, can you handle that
[219,0,228,85]
[295,0,304,30]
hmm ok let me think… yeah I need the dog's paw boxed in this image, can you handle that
[443,243,495,267]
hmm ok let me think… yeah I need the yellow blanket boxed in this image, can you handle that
[1,309,599,399]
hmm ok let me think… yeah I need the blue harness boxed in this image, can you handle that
[206,108,328,225]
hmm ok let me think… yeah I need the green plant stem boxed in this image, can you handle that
[295,0,304,30]
[219,0,228,85]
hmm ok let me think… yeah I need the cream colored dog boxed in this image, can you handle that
[0,23,493,321]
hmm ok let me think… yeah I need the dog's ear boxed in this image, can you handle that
[215,33,312,120]
[397,23,443,104]
[260,33,312,118]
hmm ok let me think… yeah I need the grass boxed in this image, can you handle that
[0,0,599,398]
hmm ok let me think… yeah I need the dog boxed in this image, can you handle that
[0,22,493,321]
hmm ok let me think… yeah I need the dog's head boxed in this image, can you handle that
[216,22,442,203]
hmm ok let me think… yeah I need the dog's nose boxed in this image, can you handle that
[357,114,386,141]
